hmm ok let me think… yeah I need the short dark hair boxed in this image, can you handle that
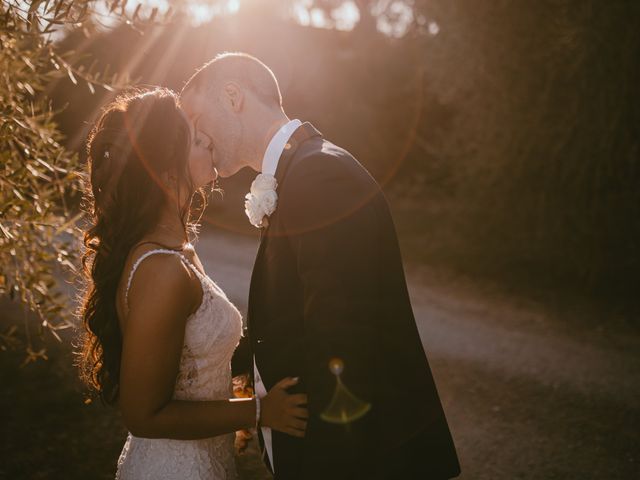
[181,52,282,107]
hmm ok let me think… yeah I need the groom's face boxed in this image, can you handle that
[181,90,244,178]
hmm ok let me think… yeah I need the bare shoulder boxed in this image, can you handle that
[122,248,201,328]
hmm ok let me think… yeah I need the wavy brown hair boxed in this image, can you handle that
[77,87,204,405]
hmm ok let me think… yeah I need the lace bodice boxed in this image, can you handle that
[115,248,243,480]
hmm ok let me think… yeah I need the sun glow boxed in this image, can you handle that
[375,1,414,37]
[98,1,423,36]
[185,0,241,26]
[293,0,360,31]
[333,2,360,31]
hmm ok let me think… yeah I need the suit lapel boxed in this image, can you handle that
[273,122,322,188]
[256,122,322,247]
[247,122,323,332]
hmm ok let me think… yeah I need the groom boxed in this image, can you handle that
[180,53,460,479]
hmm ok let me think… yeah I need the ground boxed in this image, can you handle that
[1,228,638,479]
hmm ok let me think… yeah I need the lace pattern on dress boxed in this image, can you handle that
[115,249,243,479]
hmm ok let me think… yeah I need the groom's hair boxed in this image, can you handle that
[181,52,282,108]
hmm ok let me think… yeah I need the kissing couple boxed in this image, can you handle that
[78,52,460,480]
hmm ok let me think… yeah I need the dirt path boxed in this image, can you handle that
[197,228,640,479]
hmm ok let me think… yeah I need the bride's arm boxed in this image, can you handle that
[119,254,306,440]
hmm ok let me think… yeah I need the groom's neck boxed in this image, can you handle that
[249,109,290,172]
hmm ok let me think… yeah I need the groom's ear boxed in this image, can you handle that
[223,82,243,112]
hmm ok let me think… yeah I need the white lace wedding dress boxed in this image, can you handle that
[115,249,243,480]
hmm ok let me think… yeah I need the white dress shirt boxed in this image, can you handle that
[253,118,302,471]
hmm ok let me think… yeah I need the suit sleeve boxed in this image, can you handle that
[278,154,382,469]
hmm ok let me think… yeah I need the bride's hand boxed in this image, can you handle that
[260,377,308,438]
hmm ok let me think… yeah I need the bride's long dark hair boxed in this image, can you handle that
[77,87,201,405]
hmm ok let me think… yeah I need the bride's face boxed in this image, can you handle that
[185,111,218,189]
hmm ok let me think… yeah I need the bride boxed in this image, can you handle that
[77,87,308,479]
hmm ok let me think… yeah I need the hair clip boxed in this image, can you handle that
[104,150,110,159]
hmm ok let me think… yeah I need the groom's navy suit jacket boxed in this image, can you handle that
[233,123,460,479]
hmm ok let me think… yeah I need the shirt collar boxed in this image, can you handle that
[261,119,302,176]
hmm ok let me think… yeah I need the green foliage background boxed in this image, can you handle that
[0,0,162,357]
[1,0,85,360]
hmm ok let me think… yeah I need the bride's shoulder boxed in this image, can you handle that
[122,245,201,318]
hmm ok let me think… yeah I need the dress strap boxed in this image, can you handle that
[124,248,198,309]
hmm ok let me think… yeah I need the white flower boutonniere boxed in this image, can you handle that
[245,173,278,228]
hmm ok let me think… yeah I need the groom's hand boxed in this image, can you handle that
[261,377,308,438]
